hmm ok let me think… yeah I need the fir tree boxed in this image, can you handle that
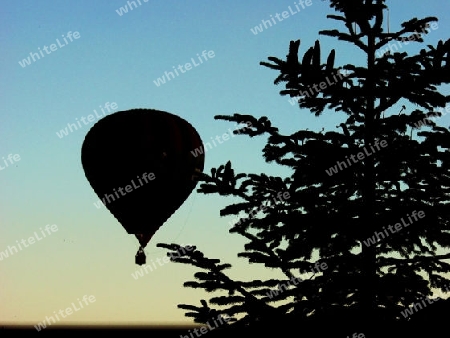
[159,0,450,336]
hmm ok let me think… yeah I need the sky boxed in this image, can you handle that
[1,0,450,329]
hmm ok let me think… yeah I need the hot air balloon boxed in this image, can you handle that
[81,108,204,265]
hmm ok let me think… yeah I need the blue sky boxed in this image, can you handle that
[1,0,450,328]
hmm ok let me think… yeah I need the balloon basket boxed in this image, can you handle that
[135,247,146,265]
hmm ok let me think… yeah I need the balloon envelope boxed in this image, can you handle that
[81,109,204,248]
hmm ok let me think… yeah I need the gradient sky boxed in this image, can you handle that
[2,0,450,328]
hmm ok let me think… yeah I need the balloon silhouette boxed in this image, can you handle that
[81,109,204,265]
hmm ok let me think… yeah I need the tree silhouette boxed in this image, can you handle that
[159,0,450,336]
